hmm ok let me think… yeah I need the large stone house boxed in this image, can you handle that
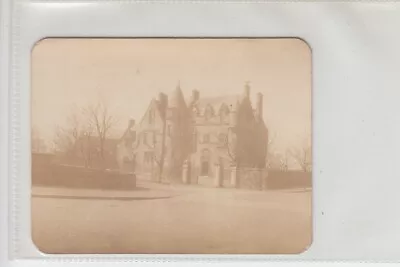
[117,83,268,187]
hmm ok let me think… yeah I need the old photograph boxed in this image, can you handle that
[31,38,312,254]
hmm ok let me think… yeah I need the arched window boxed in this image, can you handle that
[201,148,210,161]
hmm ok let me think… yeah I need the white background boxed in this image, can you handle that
[2,0,400,266]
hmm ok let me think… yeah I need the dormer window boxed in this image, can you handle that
[192,106,199,117]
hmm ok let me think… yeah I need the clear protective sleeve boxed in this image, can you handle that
[2,0,400,266]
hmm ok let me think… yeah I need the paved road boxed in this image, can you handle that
[32,181,312,254]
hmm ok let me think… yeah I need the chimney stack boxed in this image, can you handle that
[244,82,251,98]
[192,89,200,103]
[229,100,240,127]
[256,92,263,120]
[158,92,168,116]
[128,119,135,129]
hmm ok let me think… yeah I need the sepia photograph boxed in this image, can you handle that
[31,38,312,254]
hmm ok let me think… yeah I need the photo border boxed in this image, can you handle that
[4,0,400,265]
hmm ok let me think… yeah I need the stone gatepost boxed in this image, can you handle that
[214,160,224,188]
[255,169,263,190]
[261,169,268,190]
[230,166,239,188]
[182,160,191,184]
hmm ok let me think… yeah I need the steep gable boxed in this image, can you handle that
[139,98,165,129]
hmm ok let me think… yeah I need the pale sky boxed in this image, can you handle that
[32,38,311,153]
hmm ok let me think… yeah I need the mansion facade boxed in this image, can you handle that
[117,83,269,185]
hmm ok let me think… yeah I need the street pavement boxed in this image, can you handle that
[31,181,312,254]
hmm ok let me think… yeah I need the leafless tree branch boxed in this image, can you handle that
[288,137,312,172]
[53,101,118,168]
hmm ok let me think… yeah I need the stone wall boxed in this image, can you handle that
[236,167,267,190]
[226,168,311,191]
[267,170,312,190]
[32,153,136,190]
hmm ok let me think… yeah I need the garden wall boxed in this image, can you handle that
[266,170,312,190]
[32,153,136,190]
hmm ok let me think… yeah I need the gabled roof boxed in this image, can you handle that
[119,127,137,143]
[138,98,165,126]
[193,94,242,114]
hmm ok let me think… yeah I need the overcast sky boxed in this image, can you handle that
[32,38,311,153]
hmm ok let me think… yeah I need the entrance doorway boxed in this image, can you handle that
[200,149,211,176]
[200,161,209,176]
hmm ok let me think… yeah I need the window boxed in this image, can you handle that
[143,132,155,146]
[144,151,154,164]
[167,125,172,136]
[203,134,210,144]
[218,133,227,145]
[192,130,198,151]
[131,131,137,142]
[200,149,211,176]
[166,109,174,120]
[192,107,199,117]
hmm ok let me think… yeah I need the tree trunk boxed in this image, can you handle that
[157,119,167,183]
[157,161,164,183]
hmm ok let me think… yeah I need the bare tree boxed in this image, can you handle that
[265,132,277,170]
[267,152,290,171]
[220,127,237,167]
[279,151,290,172]
[31,126,47,153]
[147,127,168,183]
[53,125,73,153]
[289,137,312,172]
[53,104,96,167]
[84,101,119,163]
[265,132,291,171]
[79,121,95,168]
[53,106,82,154]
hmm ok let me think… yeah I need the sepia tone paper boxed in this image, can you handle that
[31,38,312,254]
